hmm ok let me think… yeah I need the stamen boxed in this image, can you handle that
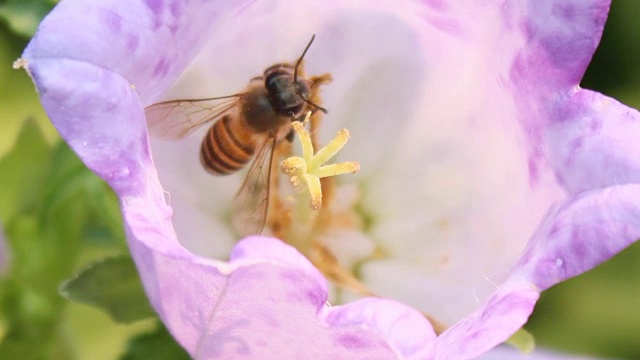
[309,129,349,170]
[280,112,360,210]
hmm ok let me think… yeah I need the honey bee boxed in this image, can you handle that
[145,35,332,235]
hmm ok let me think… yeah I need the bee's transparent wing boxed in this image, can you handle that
[145,95,241,140]
[232,137,276,237]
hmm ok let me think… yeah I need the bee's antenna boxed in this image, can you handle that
[294,34,316,83]
[304,99,328,114]
[293,35,327,114]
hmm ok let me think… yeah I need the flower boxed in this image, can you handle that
[18,0,640,359]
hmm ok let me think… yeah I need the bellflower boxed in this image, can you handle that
[18,0,640,359]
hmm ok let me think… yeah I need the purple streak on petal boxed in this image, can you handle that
[513,0,610,89]
[435,280,539,360]
[324,297,436,359]
[229,236,330,306]
[22,0,243,105]
[153,57,171,78]
[169,0,185,17]
[126,33,140,52]
[527,147,544,187]
[26,59,148,196]
[417,1,461,36]
[100,9,122,33]
[513,185,640,291]
[507,1,623,194]
[335,334,372,349]
[422,0,448,11]
[545,90,640,193]
[143,0,163,15]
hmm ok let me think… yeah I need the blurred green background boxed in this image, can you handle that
[0,1,639,359]
[0,1,189,359]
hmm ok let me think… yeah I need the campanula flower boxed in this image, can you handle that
[18,0,640,358]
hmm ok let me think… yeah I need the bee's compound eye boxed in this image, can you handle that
[265,71,290,95]
[283,103,304,117]
[295,80,311,100]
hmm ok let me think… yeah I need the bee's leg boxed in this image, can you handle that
[309,73,333,88]
[304,73,332,114]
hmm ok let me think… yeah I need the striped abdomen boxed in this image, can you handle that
[200,115,256,175]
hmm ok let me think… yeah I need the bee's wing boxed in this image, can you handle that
[231,136,276,237]
[145,95,242,140]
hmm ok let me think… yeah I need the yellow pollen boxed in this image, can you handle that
[280,112,360,210]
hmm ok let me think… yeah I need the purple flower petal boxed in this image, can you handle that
[23,0,228,104]
[132,235,435,359]
[514,185,640,291]
[435,280,539,359]
[509,0,640,194]
[546,91,640,193]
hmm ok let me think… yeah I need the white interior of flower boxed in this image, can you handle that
[149,0,565,327]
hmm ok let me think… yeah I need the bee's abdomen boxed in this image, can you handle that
[200,115,255,175]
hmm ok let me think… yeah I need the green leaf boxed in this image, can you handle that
[506,327,535,354]
[120,322,191,360]
[0,0,56,38]
[0,216,75,360]
[0,120,131,357]
[0,121,86,358]
[0,118,50,222]
[60,255,155,324]
[41,141,126,249]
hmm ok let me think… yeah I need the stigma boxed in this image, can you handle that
[280,112,360,210]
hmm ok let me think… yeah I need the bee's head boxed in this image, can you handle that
[264,69,308,116]
[263,35,327,117]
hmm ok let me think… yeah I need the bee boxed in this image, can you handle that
[145,35,332,236]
